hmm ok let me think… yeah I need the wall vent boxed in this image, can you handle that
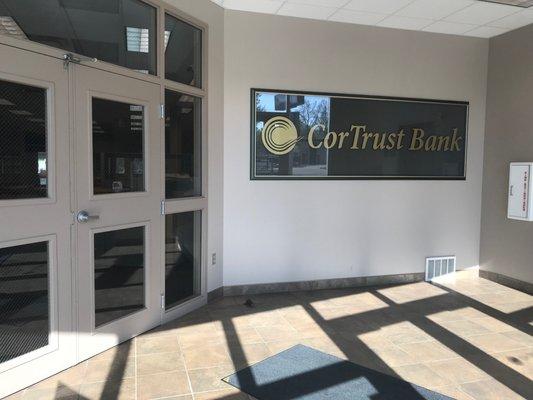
[425,256,456,281]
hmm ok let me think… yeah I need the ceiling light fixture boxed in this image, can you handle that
[126,27,149,53]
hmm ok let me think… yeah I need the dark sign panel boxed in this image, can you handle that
[251,89,468,180]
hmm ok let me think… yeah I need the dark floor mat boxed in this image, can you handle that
[223,344,454,400]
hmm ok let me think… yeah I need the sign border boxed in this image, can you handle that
[250,88,469,181]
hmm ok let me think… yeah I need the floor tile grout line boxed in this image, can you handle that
[455,385,477,400]
[176,334,195,399]
[432,385,477,400]
[135,367,189,377]
[183,362,233,372]
[151,394,191,400]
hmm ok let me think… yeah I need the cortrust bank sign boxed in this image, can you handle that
[251,89,468,180]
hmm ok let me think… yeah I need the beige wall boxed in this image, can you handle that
[223,11,489,286]
[165,0,224,291]
[480,24,533,284]
[161,2,533,289]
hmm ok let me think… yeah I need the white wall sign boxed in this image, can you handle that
[508,162,533,221]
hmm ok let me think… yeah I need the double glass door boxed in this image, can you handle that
[0,41,203,397]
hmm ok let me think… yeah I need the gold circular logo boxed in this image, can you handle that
[261,116,299,155]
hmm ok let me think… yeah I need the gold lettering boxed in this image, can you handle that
[373,133,387,150]
[350,125,366,149]
[361,132,373,149]
[305,124,463,154]
[425,135,437,151]
[337,132,350,149]
[437,136,450,151]
[409,128,424,150]
[386,133,397,150]
[308,124,325,149]
[450,128,462,151]
[324,131,337,149]
[397,129,405,149]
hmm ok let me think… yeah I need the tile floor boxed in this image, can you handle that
[5,270,532,400]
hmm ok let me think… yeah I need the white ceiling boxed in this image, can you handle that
[209,0,533,37]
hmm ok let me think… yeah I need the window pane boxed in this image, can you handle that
[165,14,202,87]
[94,226,145,327]
[0,79,47,200]
[165,90,201,198]
[0,0,157,75]
[92,98,145,194]
[0,241,49,363]
[165,212,201,310]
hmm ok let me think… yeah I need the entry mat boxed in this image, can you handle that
[223,344,453,400]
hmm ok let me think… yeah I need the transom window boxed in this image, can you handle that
[0,0,157,74]
[165,13,202,87]
[0,0,204,81]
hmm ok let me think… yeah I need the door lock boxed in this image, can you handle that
[77,210,99,223]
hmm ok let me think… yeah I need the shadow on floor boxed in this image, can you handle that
[10,271,533,400]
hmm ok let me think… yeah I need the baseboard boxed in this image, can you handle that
[207,286,224,303]
[479,269,532,295]
[223,272,425,297]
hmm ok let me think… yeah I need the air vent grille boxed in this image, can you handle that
[426,256,456,281]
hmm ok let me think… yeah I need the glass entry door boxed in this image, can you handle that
[0,44,75,398]
[73,64,162,360]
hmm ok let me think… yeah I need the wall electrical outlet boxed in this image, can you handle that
[211,253,216,266]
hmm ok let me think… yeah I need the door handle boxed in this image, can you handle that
[77,210,99,223]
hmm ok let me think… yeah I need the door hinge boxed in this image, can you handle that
[160,293,165,310]
[159,104,165,119]
[160,200,165,215]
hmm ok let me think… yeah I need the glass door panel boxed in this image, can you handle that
[94,226,145,327]
[0,80,47,199]
[74,63,162,360]
[92,98,145,194]
[0,241,49,363]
